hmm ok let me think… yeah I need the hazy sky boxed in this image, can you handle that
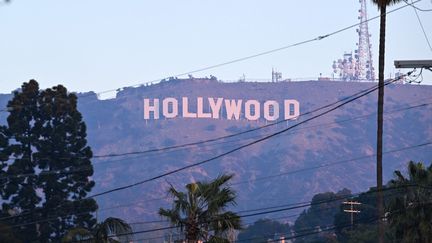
[0,0,431,95]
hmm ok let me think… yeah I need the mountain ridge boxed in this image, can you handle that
[1,79,431,229]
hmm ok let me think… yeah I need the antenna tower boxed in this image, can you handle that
[355,0,375,81]
[332,0,375,81]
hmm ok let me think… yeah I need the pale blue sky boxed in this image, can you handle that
[0,0,431,95]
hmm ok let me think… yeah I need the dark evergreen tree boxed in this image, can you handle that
[34,84,98,241]
[1,80,98,242]
[2,80,42,240]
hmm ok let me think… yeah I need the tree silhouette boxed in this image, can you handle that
[159,174,242,242]
[1,80,98,242]
[369,1,404,242]
[238,219,291,243]
[387,161,432,243]
[62,217,133,243]
[2,80,42,239]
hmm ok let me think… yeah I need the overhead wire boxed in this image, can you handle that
[3,77,428,172]
[0,79,397,173]
[4,177,431,242]
[404,0,432,11]
[71,184,432,241]
[0,77,428,225]
[0,85,388,221]
[67,0,422,97]
[2,139,429,230]
[0,1,428,239]
[264,202,432,243]
[54,140,432,224]
[239,216,378,243]
[87,74,412,199]
[232,141,432,186]
[2,97,430,181]
[3,77,396,224]
[1,74,400,222]
[131,213,300,243]
[407,67,425,83]
[0,0,420,113]
[0,80,394,163]
[410,0,432,52]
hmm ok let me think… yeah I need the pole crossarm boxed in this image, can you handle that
[343,201,362,227]
[394,60,432,69]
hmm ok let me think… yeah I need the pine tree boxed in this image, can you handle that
[2,80,42,240]
[34,84,97,241]
[1,80,98,242]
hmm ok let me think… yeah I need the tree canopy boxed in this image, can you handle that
[0,80,98,242]
[387,161,432,242]
[159,174,242,242]
[237,219,291,243]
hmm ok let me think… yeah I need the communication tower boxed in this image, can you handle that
[355,0,375,80]
[333,0,375,81]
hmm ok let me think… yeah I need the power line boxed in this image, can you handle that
[410,0,432,52]
[404,0,432,11]
[2,97,429,181]
[3,188,346,230]
[265,201,432,243]
[92,100,431,165]
[47,140,432,224]
[1,139,426,225]
[10,75,390,224]
[87,75,409,199]
[74,0,418,97]
[75,185,431,242]
[5,181,429,240]
[1,80,389,164]
[232,141,432,186]
[0,74,419,225]
[0,79,399,179]
[0,0,419,114]
[132,213,300,243]
[81,192,375,241]
[241,216,378,243]
[89,81,390,159]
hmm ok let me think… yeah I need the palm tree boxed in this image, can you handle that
[386,161,432,243]
[62,217,133,243]
[159,174,242,243]
[370,1,403,242]
[94,217,134,243]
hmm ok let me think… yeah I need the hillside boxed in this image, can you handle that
[1,79,431,232]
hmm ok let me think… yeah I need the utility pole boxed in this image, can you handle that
[343,201,361,229]
[375,59,432,242]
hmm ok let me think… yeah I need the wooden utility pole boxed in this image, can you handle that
[376,3,386,240]
[343,201,361,229]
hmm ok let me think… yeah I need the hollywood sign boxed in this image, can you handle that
[144,97,300,121]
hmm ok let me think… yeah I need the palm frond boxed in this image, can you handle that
[94,217,133,243]
[62,227,94,243]
[370,0,404,8]
[160,173,241,242]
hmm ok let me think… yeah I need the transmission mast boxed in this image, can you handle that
[355,0,375,81]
